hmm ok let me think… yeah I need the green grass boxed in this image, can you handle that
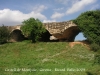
[0,41,100,75]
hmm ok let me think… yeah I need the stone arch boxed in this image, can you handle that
[8,29,25,42]
[63,26,81,41]
[40,29,52,42]
[52,26,81,42]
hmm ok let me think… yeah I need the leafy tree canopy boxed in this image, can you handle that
[0,25,9,44]
[21,18,46,43]
[73,10,100,51]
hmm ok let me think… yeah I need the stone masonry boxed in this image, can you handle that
[6,21,81,42]
[43,21,77,34]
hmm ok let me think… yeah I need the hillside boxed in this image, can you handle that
[0,41,100,75]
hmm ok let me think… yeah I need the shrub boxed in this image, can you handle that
[90,43,100,51]
[21,18,46,43]
[94,54,100,65]
[0,25,9,44]
[73,10,100,51]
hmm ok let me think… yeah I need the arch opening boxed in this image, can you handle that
[75,32,86,41]
[8,29,25,42]
[40,29,52,42]
[52,26,81,42]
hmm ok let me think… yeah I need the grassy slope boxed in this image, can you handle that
[0,41,100,75]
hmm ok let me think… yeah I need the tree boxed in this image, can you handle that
[0,25,9,44]
[21,18,46,43]
[73,10,100,51]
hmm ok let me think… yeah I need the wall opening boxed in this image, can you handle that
[40,29,52,42]
[8,29,25,42]
[51,26,81,42]
[75,32,86,41]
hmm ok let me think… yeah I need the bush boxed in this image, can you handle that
[0,25,9,44]
[94,54,100,65]
[73,10,100,51]
[21,18,46,43]
[90,43,100,51]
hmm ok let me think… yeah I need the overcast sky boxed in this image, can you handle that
[0,0,99,40]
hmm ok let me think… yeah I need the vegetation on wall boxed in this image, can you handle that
[73,10,100,51]
[21,18,46,43]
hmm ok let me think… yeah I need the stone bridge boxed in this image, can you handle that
[6,21,81,42]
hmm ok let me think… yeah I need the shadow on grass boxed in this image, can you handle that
[86,72,95,75]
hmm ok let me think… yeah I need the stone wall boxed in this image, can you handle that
[6,21,77,35]
[43,21,77,34]
[6,25,21,32]
[5,21,81,42]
